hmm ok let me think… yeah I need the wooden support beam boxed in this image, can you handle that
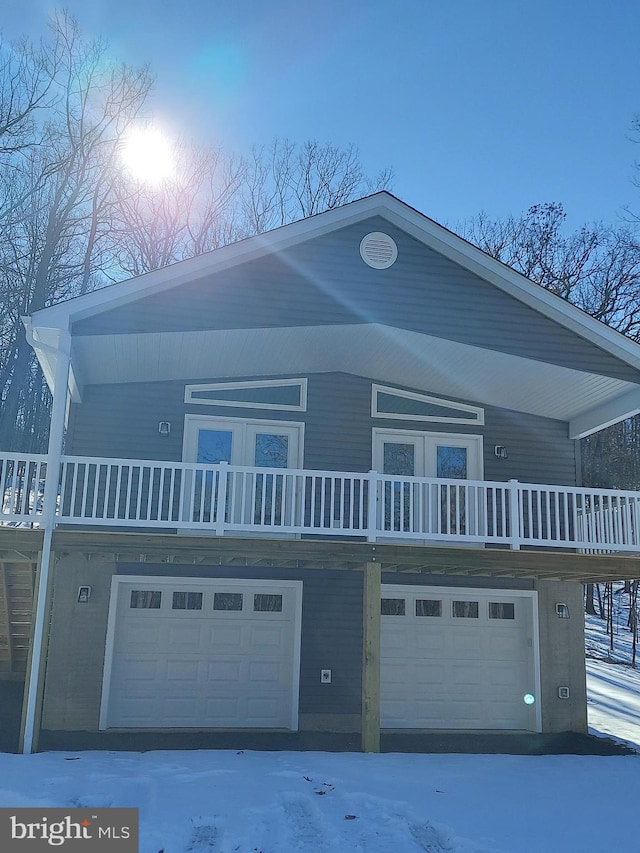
[5,527,640,581]
[361,560,381,753]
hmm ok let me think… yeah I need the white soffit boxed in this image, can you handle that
[70,323,637,426]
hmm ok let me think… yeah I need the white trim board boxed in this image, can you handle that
[372,383,484,425]
[185,378,308,412]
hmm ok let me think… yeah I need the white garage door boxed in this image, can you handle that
[381,585,539,731]
[100,577,302,730]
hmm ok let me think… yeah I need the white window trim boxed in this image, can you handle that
[372,383,484,425]
[99,575,303,731]
[185,378,308,412]
[372,428,484,481]
[182,414,305,468]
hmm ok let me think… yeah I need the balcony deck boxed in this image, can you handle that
[2,452,640,563]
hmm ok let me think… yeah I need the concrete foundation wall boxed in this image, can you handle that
[42,552,115,730]
[535,580,587,733]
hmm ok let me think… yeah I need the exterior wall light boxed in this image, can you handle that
[556,603,570,618]
[77,585,92,603]
[494,445,508,459]
[158,422,171,436]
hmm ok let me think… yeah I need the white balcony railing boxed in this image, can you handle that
[2,451,640,552]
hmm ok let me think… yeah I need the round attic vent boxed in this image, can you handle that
[359,232,398,269]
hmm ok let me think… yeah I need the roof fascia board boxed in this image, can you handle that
[569,387,640,439]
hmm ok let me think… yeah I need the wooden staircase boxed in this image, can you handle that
[0,559,35,680]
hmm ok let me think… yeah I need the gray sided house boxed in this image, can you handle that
[6,191,640,753]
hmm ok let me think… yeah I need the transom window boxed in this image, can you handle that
[452,600,479,618]
[254,593,283,612]
[416,599,442,617]
[372,384,483,425]
[381,598,406,616]
[130,590,161,609]
[489,602,515,620]
[172,591,203,610]
[214,592,243,611]
[185,379,307,411]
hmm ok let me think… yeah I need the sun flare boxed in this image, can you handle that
[120,127,176,185]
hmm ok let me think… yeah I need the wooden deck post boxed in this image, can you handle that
[19,548,55,754]
[361,560,381,752]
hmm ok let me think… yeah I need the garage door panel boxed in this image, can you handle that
[208,623,244,648]
[413,662,446,689]
[412,707,448,727]
[380,698,411,725]
[449,632,487,658]
[448,663,483,687]
[381,585,537,731]
[248,660,285,683]
[487,630,528,660]
[249,625,288,650]
[484,662,522,689]
[381,628,410,654]
[414,631,445,654]
[114,656,160,682]
[165,659,200,682]
[207,659,242,682]
[104,578,300,729]
[121,622,162,648]
[246,697,283,721]
[166,623,205,647]
[381,661,409,685]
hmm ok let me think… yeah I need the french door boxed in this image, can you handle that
[373,430,483,537]
[184,416,302,467]
[183,416,303,528]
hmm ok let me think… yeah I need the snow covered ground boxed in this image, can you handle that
[1,608,639,853]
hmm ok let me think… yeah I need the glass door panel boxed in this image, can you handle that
[377,438,423,533]
[383,441,416,477]
[254,433,290,468]
[437,444,469,534]
[246,426,299,526]
[436,445,467,479]
[194,429,235,523]
[197,429,233,464]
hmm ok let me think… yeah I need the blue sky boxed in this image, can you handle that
[4,1,640,230]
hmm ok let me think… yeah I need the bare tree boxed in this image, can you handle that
[237,138,393,234]
[0,14,152,450]
[462,203,640,338]
[109,143,246,276]
[0,30,60,154]
[108,137,393,274]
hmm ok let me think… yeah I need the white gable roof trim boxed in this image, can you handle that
[27,192,640,374]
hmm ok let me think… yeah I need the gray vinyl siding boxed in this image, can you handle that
[67,372,577,487]
[72,216,639,383]
[116,564,363,718]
